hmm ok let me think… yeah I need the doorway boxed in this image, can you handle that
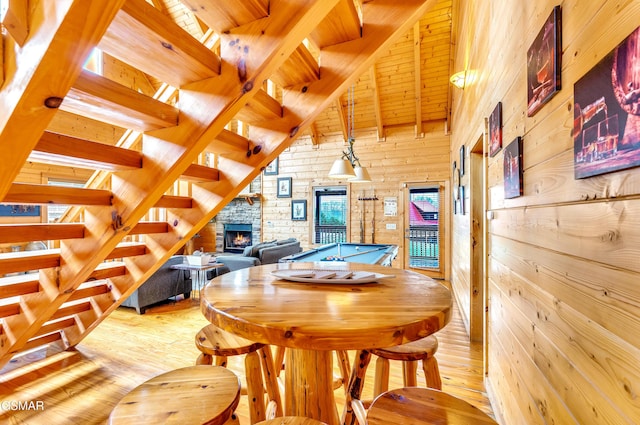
[404,183,445,279]
[469,136,487,346]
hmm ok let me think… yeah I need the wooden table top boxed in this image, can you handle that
[200,262,452,351]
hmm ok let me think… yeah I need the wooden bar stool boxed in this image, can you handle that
[255,417,327,424]
[109,365,240,425]
[370,335,442,397]
[366,387,497,425]
[196,324,283,424]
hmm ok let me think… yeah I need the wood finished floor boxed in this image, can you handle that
[0,290,494,424]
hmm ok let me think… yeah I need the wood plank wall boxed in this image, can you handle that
[261,122,451,276]
[450,0,640,423]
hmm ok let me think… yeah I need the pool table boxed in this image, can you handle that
[280,242,398,266]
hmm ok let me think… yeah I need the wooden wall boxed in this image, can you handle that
[450,0,640,423]
[261,122,451,275]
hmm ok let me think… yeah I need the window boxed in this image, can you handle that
[408,186,442,270]
[313,186,347,244]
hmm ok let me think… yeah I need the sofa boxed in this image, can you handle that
[120,255,230,314]
[215,238,302,271]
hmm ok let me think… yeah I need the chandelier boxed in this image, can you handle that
[328,85,371,183]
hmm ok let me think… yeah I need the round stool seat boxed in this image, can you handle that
[196,324,265,357]
[255,417,327,425]
[370,335,438,361]
[367,387,497,425]
[109,365,240,425]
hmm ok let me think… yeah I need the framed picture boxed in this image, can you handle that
[489,102,502,157]
[291,199,307,221]
[458,186,465,215]
[504,136,523,199]
[0,204,41,217]
[452,161,459,215]
[459,145,466,176]
[527,5,562,117]
[573,25,640,179]
[277,177,292,198]
[264,157,278,175]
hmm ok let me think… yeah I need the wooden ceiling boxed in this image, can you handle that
[89,0,455,143]
[174,0,454,141]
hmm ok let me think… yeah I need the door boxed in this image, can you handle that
[403,183,445,279]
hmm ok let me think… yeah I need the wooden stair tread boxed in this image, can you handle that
[270,44,320,88]
[308,0,362,48]
[0,223,85,244]
[4,183,112,206]
[30,131,142,171]
[100,0,220,88]
[196,324,265,356]
[181,0,269,33]
[63,70,179,132]
[235,90,283,125]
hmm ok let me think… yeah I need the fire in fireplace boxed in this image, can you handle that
[223,223,253,253]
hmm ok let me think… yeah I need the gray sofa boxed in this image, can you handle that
[215,238,302,271]
[120,256,192,314]
[120,255,232,314]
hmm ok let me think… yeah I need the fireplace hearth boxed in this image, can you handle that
[223,223,253,253]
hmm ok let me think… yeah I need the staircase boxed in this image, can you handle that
[0,0,435,369]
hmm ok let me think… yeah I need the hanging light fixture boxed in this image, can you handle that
[328,85,371,182]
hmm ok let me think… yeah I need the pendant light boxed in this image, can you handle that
[328,85,371,182]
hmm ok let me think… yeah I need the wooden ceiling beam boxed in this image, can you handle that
[369,64,385,141]
[0,0,127,201]
[180,0,269,33]
[413,22,424,137]
[30,131,143,171]
[99,0,221,88]
[62,70,179,132]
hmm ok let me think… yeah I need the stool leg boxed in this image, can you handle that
[259,346,283,418]
[274,346,286,377]
[341,350,372,425]
[196,353,213,365]
[245,351,266,424]
[336,350,351,394]
[422,356,442,390]
[373,356,390,397]
[403,360,418,387]
[215,355,228,367]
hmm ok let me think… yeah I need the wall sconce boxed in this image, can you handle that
[450,71,467,89]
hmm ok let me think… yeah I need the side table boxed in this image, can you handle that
[170,262,226,298]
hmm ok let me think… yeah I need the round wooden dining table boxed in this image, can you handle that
[200,262,452,425]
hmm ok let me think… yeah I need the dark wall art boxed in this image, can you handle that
[503,136,523,199]
[489,102,503,157]
[573,25,640,179]
[527,5,562,117]
[0,204,41,217]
